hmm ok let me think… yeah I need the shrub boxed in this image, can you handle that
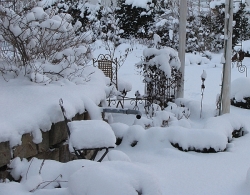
[0,1,92,83]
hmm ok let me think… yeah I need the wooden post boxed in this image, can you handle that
[220,0,233,115]
[177,0,187,98]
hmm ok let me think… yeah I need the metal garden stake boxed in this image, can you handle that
[200,70,207,118]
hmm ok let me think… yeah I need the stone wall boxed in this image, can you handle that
[0,111,90,180]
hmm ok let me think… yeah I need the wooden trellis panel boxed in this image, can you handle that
[93,54,118,88]
[98,60,113,79]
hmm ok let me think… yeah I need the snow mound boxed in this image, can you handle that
[110,122,129,138]
[186,52,210,66]
[9,157,98,190]
[106,150,131,162]
[68,161,162,195]
[231,77,250,102]
[117,112,248,152]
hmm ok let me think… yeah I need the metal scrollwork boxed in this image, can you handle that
[130,98,143,110]
[107,98,117,107]
[237,62,247,76]
[232,50,248,77]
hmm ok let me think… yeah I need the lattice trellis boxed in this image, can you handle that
[93,54,118,88]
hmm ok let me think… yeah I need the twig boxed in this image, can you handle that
[26,157,34,180]
[29,174,63,192]
[39,159,45,175]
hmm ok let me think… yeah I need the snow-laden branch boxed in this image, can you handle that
[0,2,93,83]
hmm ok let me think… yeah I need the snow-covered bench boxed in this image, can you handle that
[59,99,116,162]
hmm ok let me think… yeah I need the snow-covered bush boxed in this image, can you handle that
[136,0,250,53]
[150,0,179,50]
[165,102,190,120]
[93,6,132,70]
[0,1,92,83]
[133,102,191,130]
[231,77,250,109]
[116,0,155,39]
[44,0,101,34]
[136,45,181,110]
[209,1,249,52]
[185,52,210,66]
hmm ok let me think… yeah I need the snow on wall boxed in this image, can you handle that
[0,66,109,147]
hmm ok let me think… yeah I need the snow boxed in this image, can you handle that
[235,39,250,53]
[201,70,207,80]
[110,122,129,138]
[2,39,250,195]
[186,52,210,65]
[40,19,68,32]
[7,157,100,192]
[0,66,108,147]
[68,161,162,195]
[68,120,116,150]
[125,0,152,9]
[117,78,132,93]
[210,0,225,9]
[155,19,168,27]
[31,7,48,21]
[231,77,250,102]
[142,47,180,77]
[153,33,161,46]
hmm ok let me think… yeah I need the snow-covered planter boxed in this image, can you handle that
[231,77,250,109]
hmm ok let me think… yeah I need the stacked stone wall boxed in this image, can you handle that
[0,112,90,180]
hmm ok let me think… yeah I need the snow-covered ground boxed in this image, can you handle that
[1,42,250,195]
